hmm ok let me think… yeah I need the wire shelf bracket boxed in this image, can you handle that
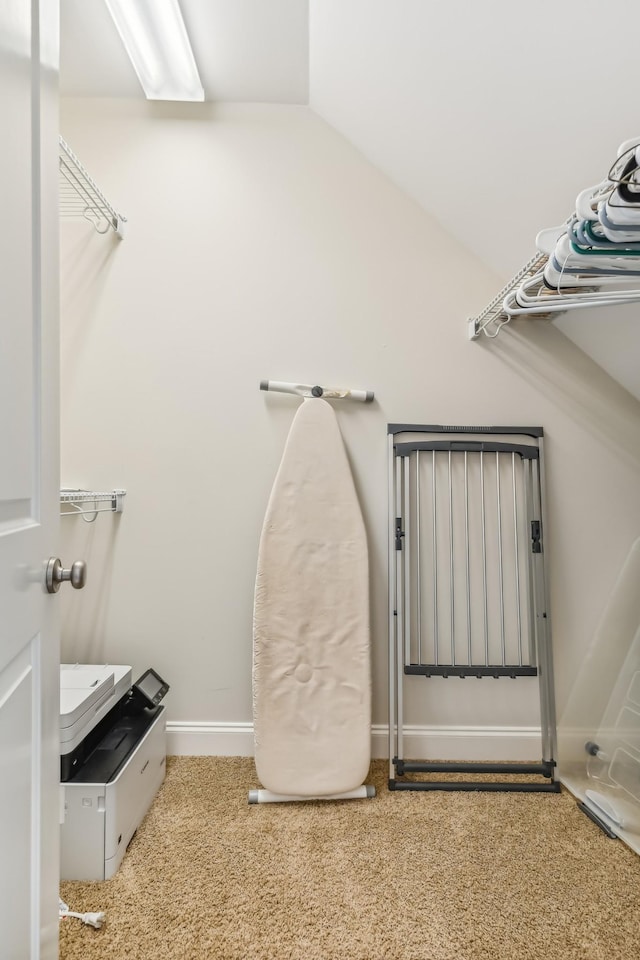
[59,136,126,238]
[60,488,126,521]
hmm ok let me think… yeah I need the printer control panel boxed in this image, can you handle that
[131,668,170,709]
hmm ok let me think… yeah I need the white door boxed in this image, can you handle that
[0,3,60,958]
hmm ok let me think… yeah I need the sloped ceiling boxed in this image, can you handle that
[60,0,309,104]
[60,0,640,398]
[307,0,640,400]
[61,0,640,277]
[309,0,640,279]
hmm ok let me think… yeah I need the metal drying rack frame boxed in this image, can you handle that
[387,423,560,793]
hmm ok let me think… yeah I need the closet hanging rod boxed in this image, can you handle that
[260,380,375,402]
[59,136,126,238]
[60,489,126,519]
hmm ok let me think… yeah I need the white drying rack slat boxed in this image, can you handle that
[60,489,126,519]
[59,136,126,238]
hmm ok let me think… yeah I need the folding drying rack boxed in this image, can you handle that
[388,423,560,792]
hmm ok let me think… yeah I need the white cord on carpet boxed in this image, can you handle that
[59,897,106,930]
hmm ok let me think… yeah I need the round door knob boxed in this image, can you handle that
[46,558,87,594]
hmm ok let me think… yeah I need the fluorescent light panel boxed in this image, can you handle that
[105,0,204,102]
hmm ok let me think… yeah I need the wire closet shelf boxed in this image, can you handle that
[59,136,126,238]
[468,250,552,340]
[60,489,126,521]
[467,213,580,341]
[470,137,640,339]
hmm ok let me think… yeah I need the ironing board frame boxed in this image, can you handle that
[387,424,560,793]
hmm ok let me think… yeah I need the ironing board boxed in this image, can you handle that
[250,398,373,803]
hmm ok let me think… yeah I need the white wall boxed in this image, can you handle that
[553,305,640,402]
[58,100,640,753]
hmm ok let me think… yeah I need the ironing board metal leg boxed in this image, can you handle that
[248,786,376,804]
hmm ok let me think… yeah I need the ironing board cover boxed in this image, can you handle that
[253,399,371,795]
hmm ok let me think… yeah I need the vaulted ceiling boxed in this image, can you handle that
[61,0,640,279]
[60,0,640,397]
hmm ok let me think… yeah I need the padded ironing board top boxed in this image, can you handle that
[253,399,371,796]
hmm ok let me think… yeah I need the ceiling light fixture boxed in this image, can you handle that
[104,0,204,102]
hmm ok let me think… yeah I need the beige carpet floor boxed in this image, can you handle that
[60,757,640,960]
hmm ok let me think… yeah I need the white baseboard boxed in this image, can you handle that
[167,721,542,762]
[167,722,255,757]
